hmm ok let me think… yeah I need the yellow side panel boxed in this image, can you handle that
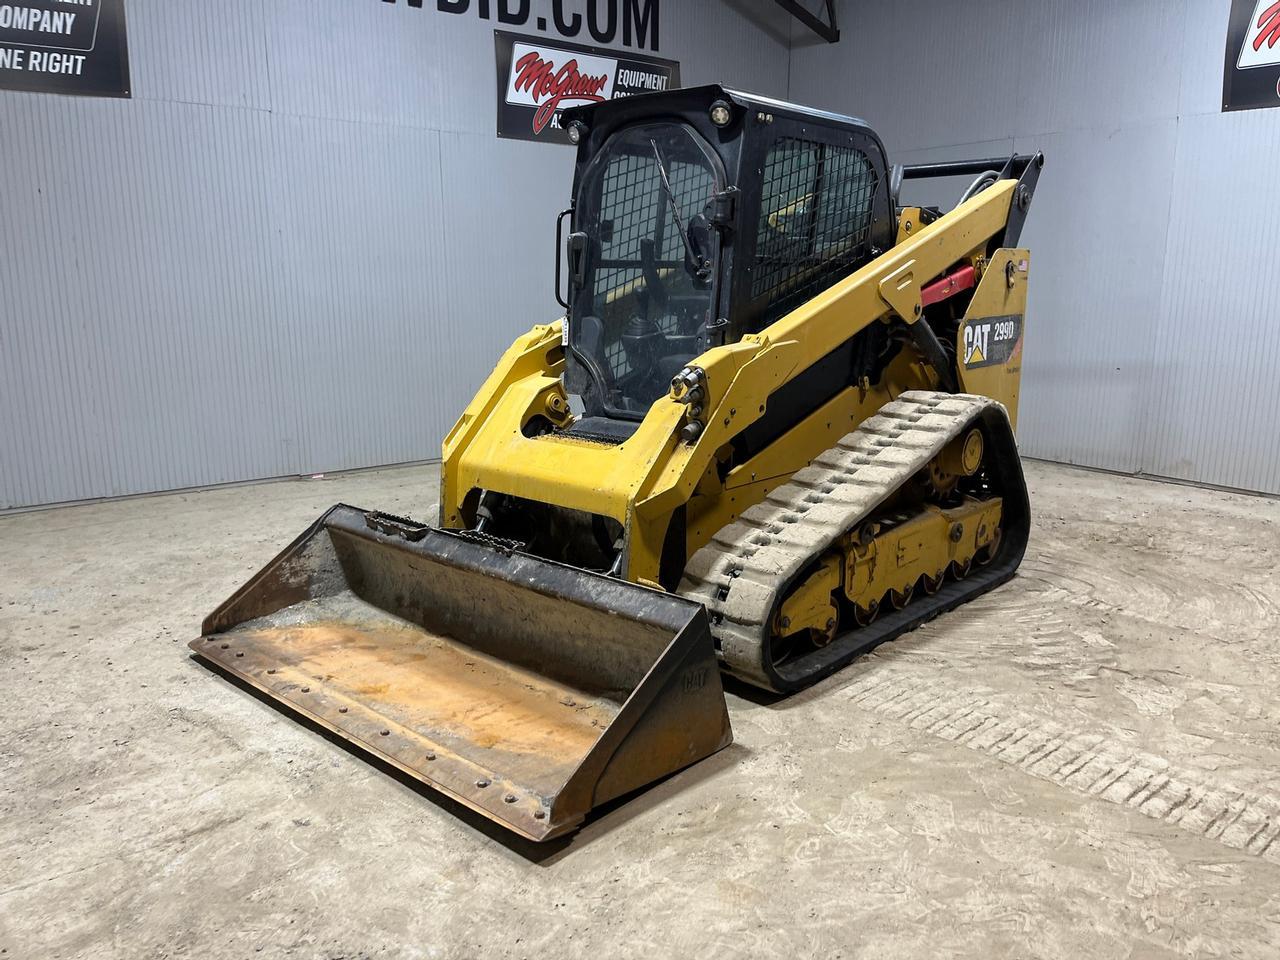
[682,351,932,562]
[956,249,1029,431]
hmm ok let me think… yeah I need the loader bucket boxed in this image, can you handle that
[189,504,732,841]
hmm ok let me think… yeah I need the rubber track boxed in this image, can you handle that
[679,391,1018,691]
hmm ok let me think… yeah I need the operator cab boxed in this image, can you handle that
[558,84,896,428]
[567,121,723,416]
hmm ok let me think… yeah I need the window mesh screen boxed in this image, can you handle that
[753,138,878,322]
[594,153,715,375]
[594,153,658,323]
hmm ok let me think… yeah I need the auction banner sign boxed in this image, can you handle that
[495,29,679,144]
[1223,0,1280,111]
[0,0,130,97]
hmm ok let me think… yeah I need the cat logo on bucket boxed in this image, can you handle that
[682,666,709,694]
[963,315,1023,369]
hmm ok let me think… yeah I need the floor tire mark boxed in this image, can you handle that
[841,667,1280,862]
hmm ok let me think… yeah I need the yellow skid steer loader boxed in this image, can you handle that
[191,85,1042,842]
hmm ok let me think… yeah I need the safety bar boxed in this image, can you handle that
[901,155,1038,180]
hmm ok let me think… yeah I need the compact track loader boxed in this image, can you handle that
[192,86,1042,841]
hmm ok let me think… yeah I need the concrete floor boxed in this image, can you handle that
[3,460,1280,958]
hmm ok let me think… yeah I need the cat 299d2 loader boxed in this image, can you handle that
[191,85,1042,842]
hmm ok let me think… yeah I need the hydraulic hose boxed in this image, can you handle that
[958,170,1000,205]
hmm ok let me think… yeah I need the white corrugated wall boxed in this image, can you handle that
[0,0,794,509]
[5,0,1277,508]
[790,0,1280,495]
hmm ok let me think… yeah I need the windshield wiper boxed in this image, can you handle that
[650,139,711,280]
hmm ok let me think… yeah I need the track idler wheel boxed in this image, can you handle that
[976,527,1003,566]
[853,599,879,627]
[811,608,839,648]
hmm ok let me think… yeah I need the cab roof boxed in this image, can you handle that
[560,83,874,136]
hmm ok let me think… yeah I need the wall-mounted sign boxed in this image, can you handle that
[494,29,679,144]
[385,0,662,53]
[0,0,130,98]
[1223,0,1280,111]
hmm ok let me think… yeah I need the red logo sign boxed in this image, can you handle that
[497,31,680,144]
[1254,1,1280,52]
[511,51,609,134]
[1239,0,1280,67]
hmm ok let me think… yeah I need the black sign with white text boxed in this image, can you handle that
[1223,0,1280,111]
[494,30,679,144]
[0,0,130,98]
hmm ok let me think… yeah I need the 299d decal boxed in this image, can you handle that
[962,315,1023,369]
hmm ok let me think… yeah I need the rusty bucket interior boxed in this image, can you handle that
[189,505,732,841]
